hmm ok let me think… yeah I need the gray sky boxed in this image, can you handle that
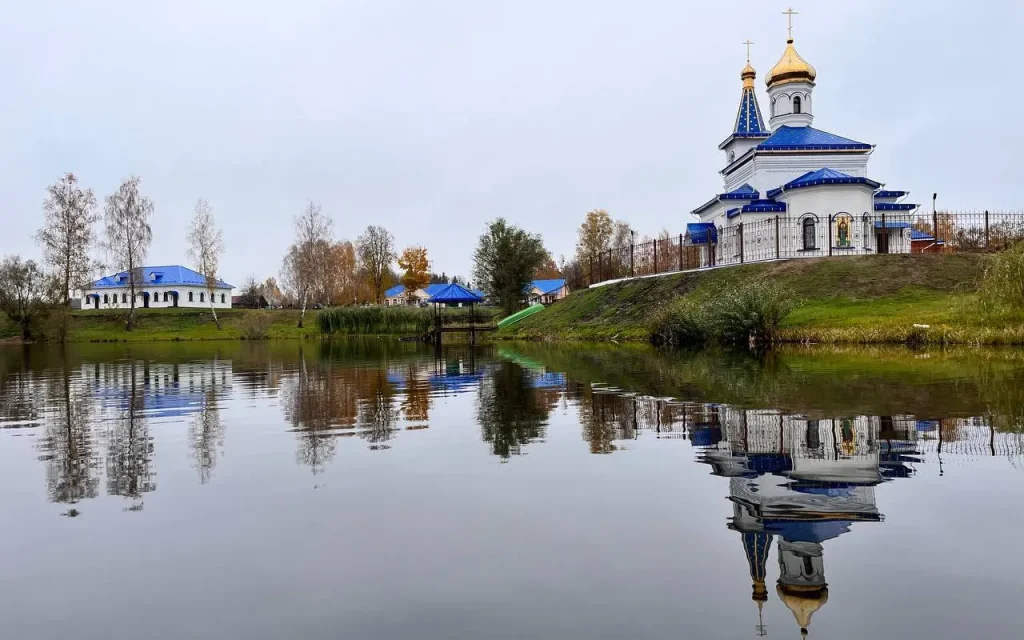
[2,0,1021,285]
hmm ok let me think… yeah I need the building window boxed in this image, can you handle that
[220,294,225,303]
[189,291,194,302]
[104,294,109,304]
[122,293,127,303]
[200,292,205,302]
[802,218,816,250]
[793,95,802,114]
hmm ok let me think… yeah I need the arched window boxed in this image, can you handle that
[793,95,802,114]
[728,150,736,163]
[121,293,127,303]
[104,294,109,304]
[220,294,225,304]
[189,291,194,302]
[802,217,816,250]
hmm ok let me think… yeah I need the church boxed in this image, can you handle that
[689,12,927,261]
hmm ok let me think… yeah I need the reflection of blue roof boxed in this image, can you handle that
[91,265,231,289]
[746,453,793,474]
[758,126,872,151]
[916,420,939,431]
[691,427,722,447]
[428,283,484,303]
[427,372,483,392]
[764,520,855,544]
[767,168,881,198]
[528,372,566,389]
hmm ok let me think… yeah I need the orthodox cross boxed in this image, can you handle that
[783,7,798,39]
[743,39,754,63]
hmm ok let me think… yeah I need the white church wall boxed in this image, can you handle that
[724,152,872,194]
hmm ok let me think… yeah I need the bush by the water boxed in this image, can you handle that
[240,310,273,340]
[977,242,1024,316]
[317,306,496,336]
[651,281,796,346]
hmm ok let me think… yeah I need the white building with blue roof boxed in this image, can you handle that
[81,265,233,310]
[691,23,921,259]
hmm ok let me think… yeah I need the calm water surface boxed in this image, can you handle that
[2,340,1023,639]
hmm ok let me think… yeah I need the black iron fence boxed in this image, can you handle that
[564,210,1024,291]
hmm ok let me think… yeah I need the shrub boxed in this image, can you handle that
[977,242,1024,316]
[240,310,273,340]
[650,281,796,347]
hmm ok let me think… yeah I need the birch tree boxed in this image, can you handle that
[186,198,225,329]
[357,225,396,304]
[284,201,332,328]
[36,173,99,305]
[104,176,153,331]
[0,256,49,340]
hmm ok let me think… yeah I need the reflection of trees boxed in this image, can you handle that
[38,353,100,504]
[106,361,155,508]
[189,387,224,484]
[477,362,550,459]
[400,366,431,423]
[573,384,639,454]
[358,369,398,450]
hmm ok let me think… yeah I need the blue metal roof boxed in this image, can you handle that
[733,86,767,136]
[767,168,881,198]
[720,183,760,200]
[742,199,787,213]
[90,265,231,289]
[757,126,872,151]
[910,229,944,243]
[875,203,918,211]
[427,282,483,303]
[686,223,717,244]
[385,285,406,298]
[874,221,912,229]
[387,283,484,299]
[726,208,741,219]
[875,190,908,199]
[529,279,567,295]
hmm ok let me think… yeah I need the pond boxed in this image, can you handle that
[1,340,1023,639]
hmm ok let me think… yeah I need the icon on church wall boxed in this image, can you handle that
[835,214,852,248]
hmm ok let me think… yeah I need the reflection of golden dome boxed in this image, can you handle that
[776,584,829,636]
[766,38,817,87]
[741,62,757,89]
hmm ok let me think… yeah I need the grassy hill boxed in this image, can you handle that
[498,254,1024,344]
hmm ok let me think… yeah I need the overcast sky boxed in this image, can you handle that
[1,0,1021,285]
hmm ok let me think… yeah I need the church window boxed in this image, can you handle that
[793,95,802,114]
[802,218,816,250]
[729,151,735,163]
[200,292,205,303]
[104,294,109,304]
[189,291,194,302]
[122,293,127,303]
[220,294,225,304]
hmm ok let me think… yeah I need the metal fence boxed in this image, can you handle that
[564,210,1024,291]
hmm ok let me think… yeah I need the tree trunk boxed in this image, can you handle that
[298,292,307,328]
[209,290,220,329]
[126,282,135,331]
[20,318,31,342]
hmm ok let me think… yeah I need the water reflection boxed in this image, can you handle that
[4,341,1024,637]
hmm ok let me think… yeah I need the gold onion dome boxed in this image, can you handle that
[741,61,757,88]
[766,38,816,87]
[776,584,829,636]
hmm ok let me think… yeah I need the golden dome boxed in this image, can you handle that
[741,62,757,89]
[776,584,829,636]
[766,38,817,87]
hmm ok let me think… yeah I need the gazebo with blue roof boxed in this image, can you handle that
[422,283,494,345]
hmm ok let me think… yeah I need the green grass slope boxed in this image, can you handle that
[66,307,319,342]
[499,254,1024,344]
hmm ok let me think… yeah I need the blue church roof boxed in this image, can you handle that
[758,126,872,151]
[91,265,231,289]
[742,199,787,213]
[767,168,881,198]
[733,86,767,136]
[720,183,760,200]
[875,190,908,199]
[875,202,918,211]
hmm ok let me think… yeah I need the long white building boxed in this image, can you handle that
[81,265,233,310]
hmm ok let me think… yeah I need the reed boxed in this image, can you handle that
[317,306,496,336]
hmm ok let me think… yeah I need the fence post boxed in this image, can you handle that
[653,238,658,273]
[630,242,635,278]
[881,213,886,253]
[706,233,713,268]
[678,233,684,271]
[738,223,744,264]
[775,215,780,259]
[828,215,833,256]
[985,210,990,248]
[933,209,939,245]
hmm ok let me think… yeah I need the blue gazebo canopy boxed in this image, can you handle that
[427,282,483,304]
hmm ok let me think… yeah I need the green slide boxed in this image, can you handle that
[497,303,545,328]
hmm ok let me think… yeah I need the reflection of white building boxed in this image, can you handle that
[85,361,232,418]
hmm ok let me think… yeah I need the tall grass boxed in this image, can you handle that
[977,241,1024,316]
[317,306,496,336]
[651,281,797,347]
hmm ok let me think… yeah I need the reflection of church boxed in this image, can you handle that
[696,407,916,637]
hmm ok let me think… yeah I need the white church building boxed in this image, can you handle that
[81,265,233,310]
[688,17,930,263]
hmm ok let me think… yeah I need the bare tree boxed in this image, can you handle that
[103,177,153,331]
[186,198,226,329]
[357,225,396,304]
[283,201,332,327]
[0,256,50,340]
[36,173,99,305]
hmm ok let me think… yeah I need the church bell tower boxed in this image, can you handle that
[766,9,816,131]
